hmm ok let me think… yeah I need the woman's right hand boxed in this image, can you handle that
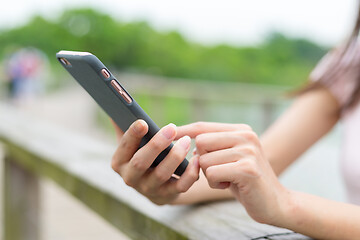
[111,119,200,205]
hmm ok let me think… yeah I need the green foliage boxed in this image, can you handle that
[0,8,327,86]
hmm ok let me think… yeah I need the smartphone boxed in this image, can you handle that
[56,50,188,176]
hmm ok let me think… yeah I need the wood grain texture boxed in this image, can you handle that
[0,105,312,240]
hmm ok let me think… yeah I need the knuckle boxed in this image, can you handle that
[153,169,169,183]
[194,121,205,129]
[189,170,200,182]
[195,134,203,144]
[148,140,164,152]
[237,124,252,131]
[158,188,169,198]
[111,156,120,172]
[130,157,148,172]
[141,185,151,195]
[176,183,188,193]
[198,156,209,169]
[243,131,259,143]
[243,146,257,156]
[195,134,206,150]
[122,175,135,187]
[232,147,245,159]
[119,139,128,149]
[111,162,119,173]
[205,167,216,182]
[238,159,260,177]
[119,139,134,152]
[171,147,185,161]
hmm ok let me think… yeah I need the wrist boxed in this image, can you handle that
[264,186,296,228]
[272,189,300,229]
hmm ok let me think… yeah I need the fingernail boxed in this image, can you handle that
[192,147,197,156]
[217,182,230,189]
[179,136,191,151]
[133,120,145,134]
[193,155,200,168]
[162,123,176,139]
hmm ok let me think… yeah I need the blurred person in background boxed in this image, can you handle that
[2,47,48,105]
[110,2,360,240]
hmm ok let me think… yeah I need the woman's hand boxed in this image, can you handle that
[111,120,200,205]
[177,122,290,225]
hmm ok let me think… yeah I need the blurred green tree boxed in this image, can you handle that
[0,8,327,86]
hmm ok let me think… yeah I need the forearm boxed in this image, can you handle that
[260,88,339,176]
[278,191,360,239]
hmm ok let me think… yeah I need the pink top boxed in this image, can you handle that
[329,78,360,204]
[316,77,360,203]
[314,83,360,205]
[310,47,360,204]
[342,103,360,204]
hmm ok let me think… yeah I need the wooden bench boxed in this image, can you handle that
[0,104,312,240]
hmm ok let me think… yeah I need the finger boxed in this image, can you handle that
[122,123,177,185]
[216,182,231,189]
[199,146,253,174]
[195,130,258,155]
[167,155,200,195]
[176,122,251,140]
[146,135,191,188]
[111,119,148,173]
[205,159,260,189]
[111,119,124,143]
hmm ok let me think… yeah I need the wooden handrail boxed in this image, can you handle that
[0,105,311,240]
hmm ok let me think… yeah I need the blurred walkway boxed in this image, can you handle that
[19,84,105,138]
[1,86,129,240]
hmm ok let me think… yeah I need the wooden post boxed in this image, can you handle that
[3,155,41,240]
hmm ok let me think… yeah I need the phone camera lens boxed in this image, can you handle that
[59,57,71,66]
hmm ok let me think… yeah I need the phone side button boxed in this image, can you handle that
[101,69,111,79]
[110,80,133,104]
[120,91,133,104]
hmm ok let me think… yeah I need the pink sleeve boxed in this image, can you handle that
[324,76,354,107]
[309,52,356,107]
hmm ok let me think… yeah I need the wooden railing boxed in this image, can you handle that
[0,104,311,240]
[119,73,291,131]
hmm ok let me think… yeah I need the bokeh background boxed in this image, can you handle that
[0,0,356,239]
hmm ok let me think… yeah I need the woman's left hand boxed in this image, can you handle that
[177,122,291,225]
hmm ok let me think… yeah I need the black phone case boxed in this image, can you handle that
[56,51,188,176]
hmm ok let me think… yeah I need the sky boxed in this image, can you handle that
[0,0,358,47]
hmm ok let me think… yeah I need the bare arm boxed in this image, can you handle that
[280,190,360,239]
[261,87,340,175]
